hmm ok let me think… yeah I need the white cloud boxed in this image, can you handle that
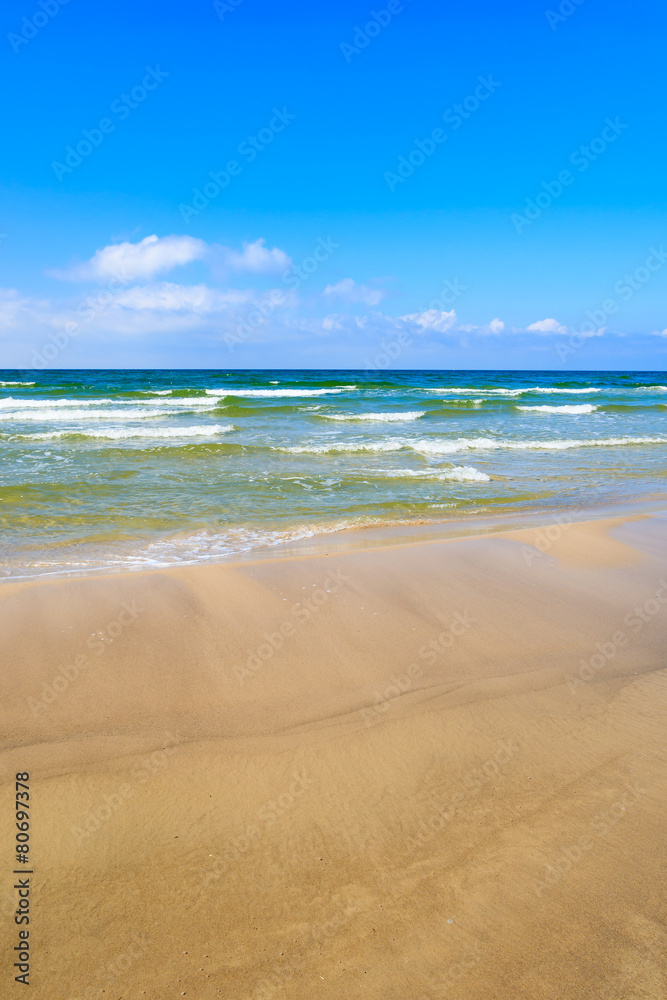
[579,326,606,338]
[0,289,30,329]
[222,238,291,274]
[316,308,459,342]
[112,283,259,314]
[651,327,667,337]
[0,288,51,332]
[323,278,385,307]
[526,317,569,335]
[81,283,295,340]
[488,317,505,333]
[51,234,207,283]
[321,315,344,332]
[399,308,457,334]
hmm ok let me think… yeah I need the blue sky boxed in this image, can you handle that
[1,0,666,369]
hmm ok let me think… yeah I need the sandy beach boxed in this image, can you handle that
[4,0,666,990]
[1,510,666,999]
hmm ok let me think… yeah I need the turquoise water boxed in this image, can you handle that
[0,369,665,577]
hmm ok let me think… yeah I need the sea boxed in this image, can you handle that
[1,369,665,578]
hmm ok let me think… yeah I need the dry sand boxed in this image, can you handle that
[1,511,666,999]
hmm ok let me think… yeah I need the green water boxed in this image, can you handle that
[1,369,665,577]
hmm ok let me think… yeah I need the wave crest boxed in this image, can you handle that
[281,435,666,455]
[11,424,235,441]
[517,404,597,414]
[322,411,425,422]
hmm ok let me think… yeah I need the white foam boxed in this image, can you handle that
[322,411,425,422]
[205,387,354,398]
[517,404,598,414]
[422,387,524,396]
[4,521,360,577]
[525,387,601,395]
[1,407,197,422]
[283,441,405,454]
[16,424,235,441]
[429,399,483,408]
[0,397,113,409]
[0,396,217,412]
[408,435,666,455]
[282,435,666,456]
[126,397,216,407]
[422,386,601,396]
[0,381,35,386]
[382,466,490,482]
[438,465,491,482]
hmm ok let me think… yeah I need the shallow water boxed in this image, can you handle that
[1,369,665,577]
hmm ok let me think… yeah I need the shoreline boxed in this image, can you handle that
[3,492,667,585]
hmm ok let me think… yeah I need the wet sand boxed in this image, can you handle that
[1,512,666,999]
